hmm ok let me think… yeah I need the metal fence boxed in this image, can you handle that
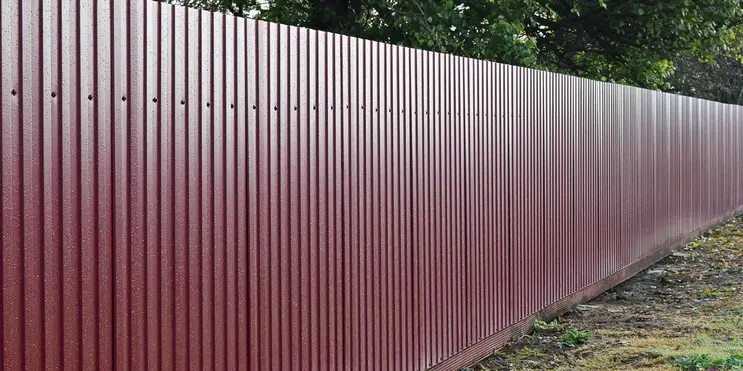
[1,0,742,369]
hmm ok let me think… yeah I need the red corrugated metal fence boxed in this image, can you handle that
[2,0,742,370]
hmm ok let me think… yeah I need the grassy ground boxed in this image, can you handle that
[467,216,743,371]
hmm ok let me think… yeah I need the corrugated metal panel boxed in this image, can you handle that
[3,0,743,369]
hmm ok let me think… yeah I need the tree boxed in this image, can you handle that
[527,0,743,90]
[669,54,743,104]
[166,0,743,103]
[171,0,257,16]
[258,0,541,67]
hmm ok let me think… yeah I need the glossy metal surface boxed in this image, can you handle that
[1,0,742,369]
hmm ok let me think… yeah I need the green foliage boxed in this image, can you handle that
[534,319,565,333]
[256,0,541,67]
[671,354,743,370]
[698,287,737,299]
[526,0,743,90]
[561,329,593,347]
[669,54,743,104]
[173,0,257,17]
[168,0,743,104]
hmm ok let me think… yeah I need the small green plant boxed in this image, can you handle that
[698,287,736,299]
[726,355,743,368]
[561,329,592,347]
[671,354,743,370]
[671,354,716,370]
[534,319,565,333]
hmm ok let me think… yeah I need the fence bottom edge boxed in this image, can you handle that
[428,207,743,371]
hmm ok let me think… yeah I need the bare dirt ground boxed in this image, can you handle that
[467,215,743,371]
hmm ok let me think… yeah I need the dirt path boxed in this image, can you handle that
[468,215,743,371]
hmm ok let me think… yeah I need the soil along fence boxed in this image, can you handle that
[2,0,742,370]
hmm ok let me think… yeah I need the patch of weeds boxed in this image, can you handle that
[687,241,702,249]
[716,260,735,269]
[562,329,593,347]
[725,315,743,328]
[534,318,565,333]
[671,354,743,370]
[514,347,547,359]
[689,236,729,250]
[634,293,649,302]
[694,338,718,346]
[698,287,737,299]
